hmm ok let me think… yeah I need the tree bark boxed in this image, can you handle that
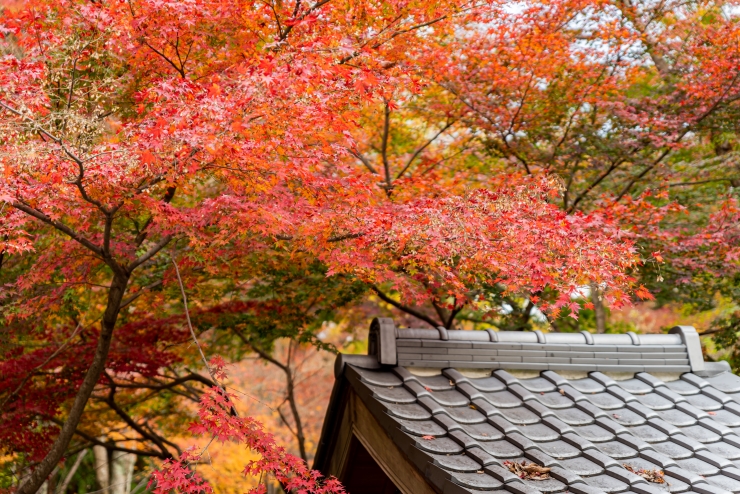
[110,451,136,494]
[18,274,129,494]
[92,442,110,494]
[590,283,606,334]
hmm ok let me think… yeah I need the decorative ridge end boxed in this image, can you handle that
[669,326,705,372]
[368,317,397,366]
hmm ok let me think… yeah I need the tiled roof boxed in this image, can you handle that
[316,320,740,494]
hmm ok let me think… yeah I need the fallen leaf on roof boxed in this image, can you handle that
[470,404,477,410]
[613,414,620,418]
[481,432,489,437]
[476,470,484,474]
[623,464,665,484]
[540,392,545,395]
[422,435,435,440]
[708,411,717,415]
[449,380,454,386]
[504,460,550,480]
[425,386,433,392]
[559,389,565,395]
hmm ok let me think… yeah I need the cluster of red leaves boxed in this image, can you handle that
[150,361,344,494]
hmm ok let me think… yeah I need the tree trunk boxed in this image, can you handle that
[590,283,606,334]
[93,441,110,494]
[18,274,129,494]
[110,451,135,494]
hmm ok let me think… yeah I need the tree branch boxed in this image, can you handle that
[370,286,440,327]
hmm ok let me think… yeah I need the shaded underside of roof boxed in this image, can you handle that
[342,362,740,494]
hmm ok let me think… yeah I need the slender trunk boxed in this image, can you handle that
[110,451,135,494]
[590,283,606,334]
[93,441,109,494]
[18,274,129,494]
[55,449,88,494]
[284,343,307,462]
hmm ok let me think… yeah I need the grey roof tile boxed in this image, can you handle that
[520,423,561,442]
[354,367,404,386]
[597,441,639,460]
[653,441,693,459]
[397,418,447,437]
[484,463,523,483]
[485,390,525,408]
[538,391,576,409]
[664,466,707,485]
[430,389,471,407]
[521,377,559,393]
[605,466,649,486]
[682,375,712,389]
[366,382,417,403]
[705,374,740,394]
[702,475,740,494]
[502,407,542,425]
[435,412,465,431]
[616,435,653,452]
[670,434,708,453]
[690,482,733,494]
[686,395,724,412]
[628,424,669,443]
[569,378,608,394]
[505,480,552,494]
[413,434,465,455]
[638,449,678,469]
[590,393,627,410]
[562,456,606,476]
[384,401,433,420]
[596,417,631,436]
[521,477,568,493]
[635,373,667,389]
[576,424,617,443]
[718,466,740,481]
[699,388,732,406]
[430,452,482,472]
[490,414,522,435]
[586,474,630,493]
[462,421,505,441]
[655,387,689,404]
[584,449,622,469]
[465,446,499,466]
[647,417,683,436]
[705,441,740,460]
[539,440,582,459]
[696,419,733,438]
[449,429,482,450]
[660,409,698,427]
[568,482,610,494]
[676,458,720,477]
[630,485,671,494]
[666,380,702,396]
[445,404,488,424]
[635,393,675,410]
[450,471,505,490]
[419,374,460,391]
[525,449,564,468]
[480,439,525,458]
[694,451,734,469]
[681,425,721,444]
[542,416,576,436]
[549,465,587,485]
[557,407,596,426]
[609,408,648,426]
[506,432,541,452]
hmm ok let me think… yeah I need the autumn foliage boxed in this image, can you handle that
[3,0,740,491]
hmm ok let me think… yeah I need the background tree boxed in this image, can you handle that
[0,0,640,492]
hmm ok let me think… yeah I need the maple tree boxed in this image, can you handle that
[9,0,740,491]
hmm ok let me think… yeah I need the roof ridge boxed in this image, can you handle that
[367,318,706,374]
